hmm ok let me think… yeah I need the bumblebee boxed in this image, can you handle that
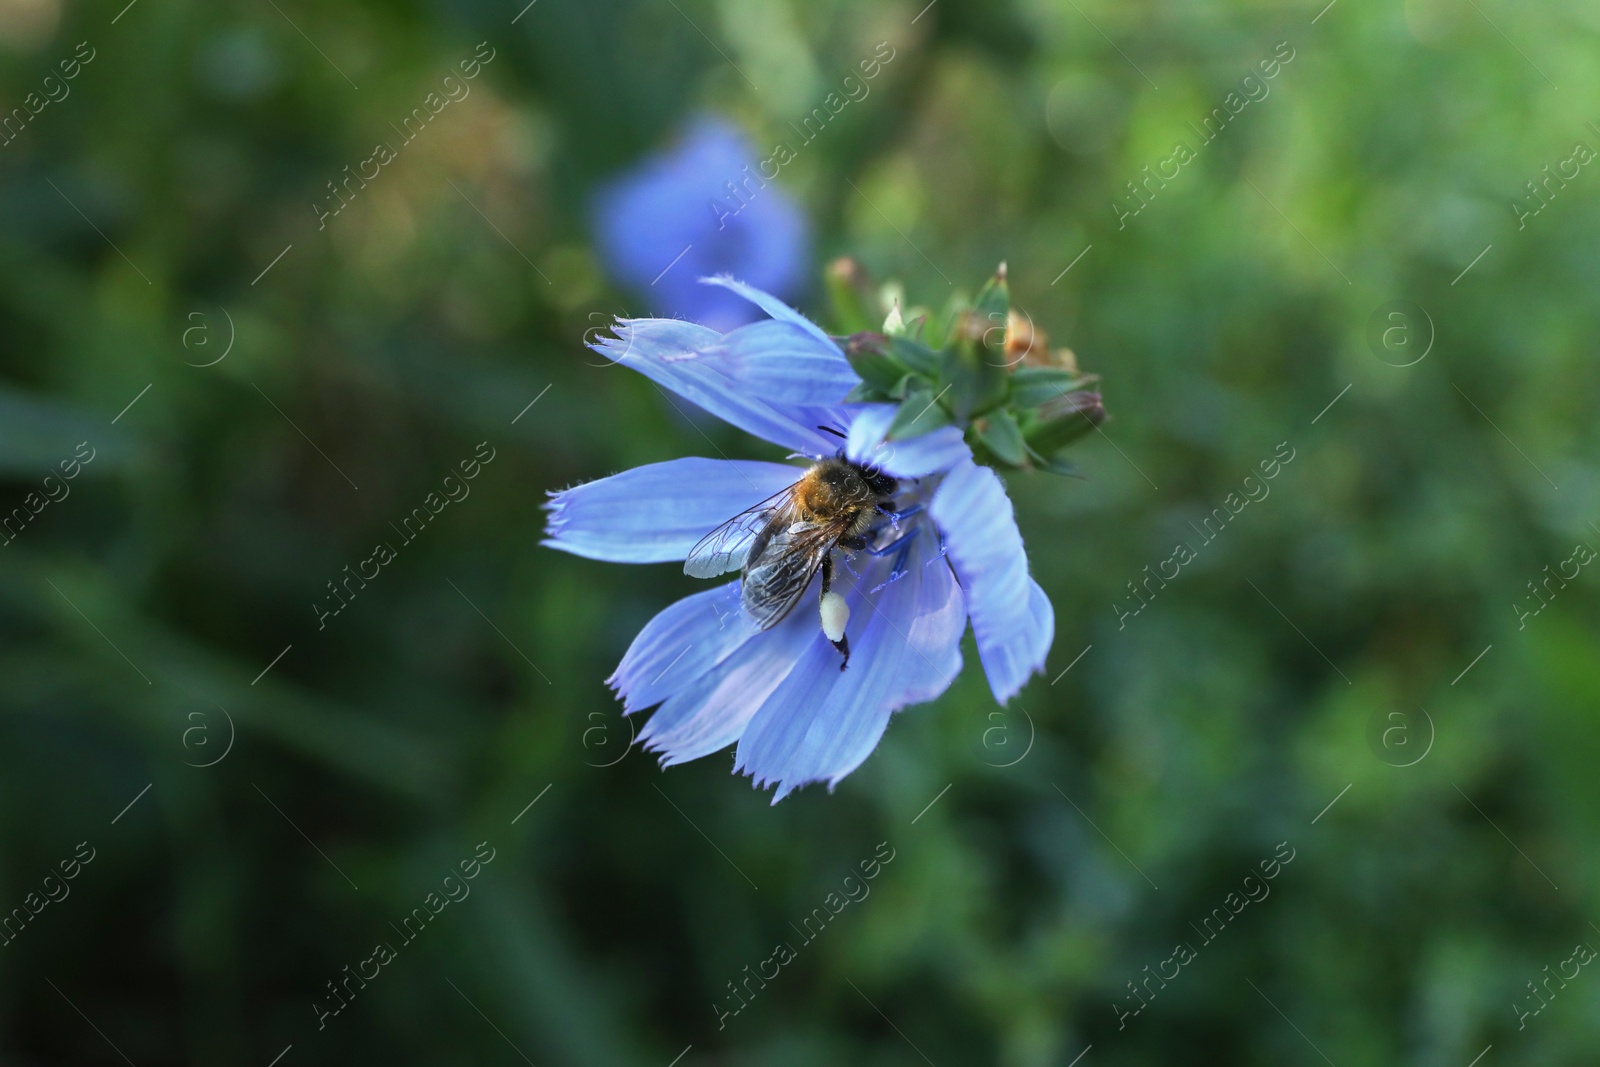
[685,455,899,669]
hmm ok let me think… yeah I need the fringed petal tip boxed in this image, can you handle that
[601,668,640,708]
[731,766,799,805]
[638,734,684,768]
[540,484,579,537]
[740,758,877,805]
[738,752,881,804]
[586,316,722,367]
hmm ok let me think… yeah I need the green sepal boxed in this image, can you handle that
[844,381,891,403]
[938,313,1009,423]
[922,291,968,350]
[843,333,908,393]
[972,264,1010,324]
[1021,390,1105,455]
[887,385,954,439]
[887,335,941,377]
[1010,366,1097,409]
[887,373,922,401]
[972,409,1028,468]
[1027,447,1084,478]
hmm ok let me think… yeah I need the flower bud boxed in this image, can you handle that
[826,256,880,334]
[1023,390,1105,456]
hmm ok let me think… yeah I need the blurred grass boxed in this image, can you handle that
[0,0,1598,1064]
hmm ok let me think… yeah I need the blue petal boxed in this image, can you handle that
[637,595,821,766]
[592,319,839,456]
[929,458,1054,703]
[608,581,757,713]
[721,320,859,405]
[846,404,972,478]
[734,530,966,801]
[701,275,835,349]
[544,457,800,563]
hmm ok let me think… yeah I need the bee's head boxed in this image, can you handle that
[838,456,898,499]
[863,468,899,498]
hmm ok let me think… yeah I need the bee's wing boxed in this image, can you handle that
[741,520,836,631]
[683,483,799,579]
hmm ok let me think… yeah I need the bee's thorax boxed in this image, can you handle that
[794,457,881,525]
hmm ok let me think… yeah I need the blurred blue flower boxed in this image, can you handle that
[544,277,1054,802]
[593,118,810,331]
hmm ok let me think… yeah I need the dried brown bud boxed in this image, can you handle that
[827,256,871,290]
[1004,309,1049,366]
[844,331,890,358]
[1050,346,1081,375]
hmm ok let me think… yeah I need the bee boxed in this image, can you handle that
[685,454,899,670]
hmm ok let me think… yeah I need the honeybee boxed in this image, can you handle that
[685,454,899,670]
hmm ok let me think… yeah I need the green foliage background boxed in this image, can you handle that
[0,0,1597,1063]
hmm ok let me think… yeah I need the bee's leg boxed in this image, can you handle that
[836,535,869,583]
[819,553,851,671]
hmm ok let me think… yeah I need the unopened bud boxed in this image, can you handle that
[1024,390,1105,455]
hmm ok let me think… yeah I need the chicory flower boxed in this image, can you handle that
[593,118,809,331]
[546,273,1097,801]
